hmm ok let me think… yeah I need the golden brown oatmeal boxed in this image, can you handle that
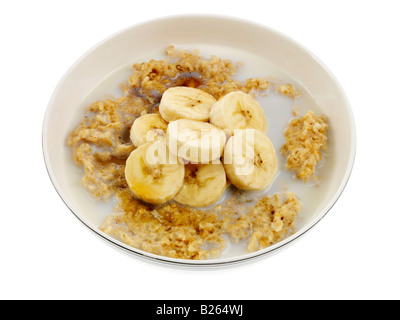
[100,190,302,259]
[276,83,301,99]
[281,110,329,181]
[100,190,227,260]
[228,192,301,252]
[127,45,270,103]
[68,45,303,260]
[68,46,271,200]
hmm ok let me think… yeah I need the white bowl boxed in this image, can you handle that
[42,15,356,267]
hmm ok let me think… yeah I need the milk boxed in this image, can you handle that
[65,44,333,259]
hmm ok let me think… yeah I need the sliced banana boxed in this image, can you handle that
[210,91,267,136]
[125,140,184,205]
[174,163,227,207]
[159,86,217,122]
[167,119,226,163]
[223,129,277,191]
[130,114,168,148]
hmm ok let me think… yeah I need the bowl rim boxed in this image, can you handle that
[42,13,357,267]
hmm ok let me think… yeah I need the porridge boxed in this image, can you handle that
[100,190,301,260]
[67,46,328,260]
[281,110,329,181]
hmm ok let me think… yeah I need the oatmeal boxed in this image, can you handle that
[227,192,301,252]
[276,83,301,99]
[100,190,301,259]
[281,110,329,181]
[67,45,323,260]
[68,46,271,200]
[126,45,270,105]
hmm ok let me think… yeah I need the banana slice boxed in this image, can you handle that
[210,91,267,136]
[159,86,217,122]
[174,163,227,207]
[167,119,226,163]
[223,129,277,190]
[125,140,185,205]
[130,114,168,148]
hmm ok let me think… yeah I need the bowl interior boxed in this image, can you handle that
[43,15,355,265]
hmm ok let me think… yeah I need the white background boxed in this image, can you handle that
[1,0,399,300]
